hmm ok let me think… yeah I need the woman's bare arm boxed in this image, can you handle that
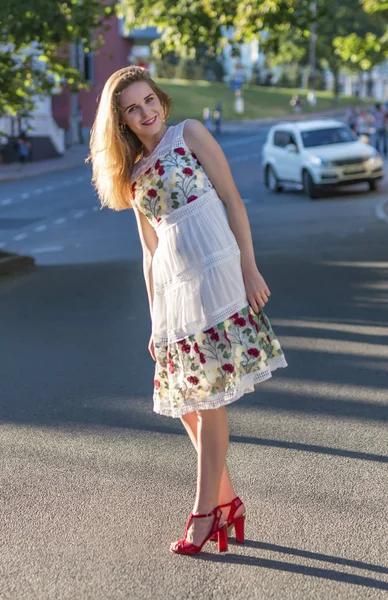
[184,119,270,312]
[133,206,159,358]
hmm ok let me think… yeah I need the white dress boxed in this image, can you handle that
[131,120,287,417]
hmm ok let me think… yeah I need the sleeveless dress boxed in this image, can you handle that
[131,120,287,418]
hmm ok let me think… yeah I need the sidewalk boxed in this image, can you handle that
[0,145,89,184]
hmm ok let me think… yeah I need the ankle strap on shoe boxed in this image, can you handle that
[191,507,220,519]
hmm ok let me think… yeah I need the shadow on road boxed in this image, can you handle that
[193,547,388,591]
[0,249,387,430]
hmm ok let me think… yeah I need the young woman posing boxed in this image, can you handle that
[89,66,287,555]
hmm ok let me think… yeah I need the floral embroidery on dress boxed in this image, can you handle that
[153,305,285,415]
[131,121,287,418]
[133,145,214,226]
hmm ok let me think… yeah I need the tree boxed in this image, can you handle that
[0,0,115,117]
[260,0,386,98]
[120,0,386,97]
[118,0,304,58]
[334,0,388,76]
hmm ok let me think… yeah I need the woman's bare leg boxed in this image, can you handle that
[181,410,237,504]
[178,406,228,546]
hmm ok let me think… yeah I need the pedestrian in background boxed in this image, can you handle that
[290,94,302,114]
[372,103,387,156]
[345,104,358,132]
[16,132,31,170]
[213,101,223,134]
[89,66,287,556]
[355,108,374,144]
[202,106,212,131]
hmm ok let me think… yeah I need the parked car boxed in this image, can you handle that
[262,119,384,199]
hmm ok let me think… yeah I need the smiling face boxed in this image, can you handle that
[118,80,165,139]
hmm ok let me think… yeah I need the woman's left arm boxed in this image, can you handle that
[184,119,270,312]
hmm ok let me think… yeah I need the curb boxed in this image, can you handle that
[0,161,83,184]
[0,252,36,276]
[0,148,89,185]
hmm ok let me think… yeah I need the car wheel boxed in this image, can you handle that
[368,179,379,192]
[265,165,281,192]
[303,170,319,200]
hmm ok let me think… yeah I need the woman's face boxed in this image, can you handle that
[118,80,164,138]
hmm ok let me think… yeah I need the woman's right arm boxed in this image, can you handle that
[133,206,159,317]
[133,207,159,359]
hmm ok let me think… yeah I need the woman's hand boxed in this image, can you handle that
[243,265,271,313]
[148,335,156,361]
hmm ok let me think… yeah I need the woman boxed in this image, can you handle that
[89,66,287,555]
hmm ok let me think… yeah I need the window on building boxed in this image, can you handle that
[84,52,94,83]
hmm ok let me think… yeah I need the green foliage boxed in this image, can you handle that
[362,0,388,19]
[120,0,386,94]
[119,0,300,58]
[0,0,115,117]
[155,47,225,81]
[334,0,388,69]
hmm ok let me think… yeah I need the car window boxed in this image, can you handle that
[301,127,358,148]
[273,131,296,148]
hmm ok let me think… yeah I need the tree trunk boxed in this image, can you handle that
[332,67,340,103]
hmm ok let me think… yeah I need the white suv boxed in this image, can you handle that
[262,119,384,199]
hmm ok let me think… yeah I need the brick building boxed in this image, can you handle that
[52,17,158,145]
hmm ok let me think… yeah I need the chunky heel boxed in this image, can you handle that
[233,515,245,544]
[170,506,229,555]
[210,496,246,544]
[218,524,228,552]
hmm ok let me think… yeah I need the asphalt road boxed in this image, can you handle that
[0,129,387,599]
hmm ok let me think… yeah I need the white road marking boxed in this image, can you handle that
[21,192,30,199]
[33,188,43,195]
[54,217,66,225]
[34,224,47,232]
[13,233,28,241]
[376,198,388,223]
[31,246,64,254]
[73,210,87,219]
[1,198,12,205]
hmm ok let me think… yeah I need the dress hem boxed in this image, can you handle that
[153,353,288,418]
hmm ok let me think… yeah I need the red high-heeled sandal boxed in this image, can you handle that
[170,506,228,555]
[210,496,246,544]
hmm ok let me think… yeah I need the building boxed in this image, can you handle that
[52,18,161,144]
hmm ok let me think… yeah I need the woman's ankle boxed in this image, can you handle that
[218,490,238,506]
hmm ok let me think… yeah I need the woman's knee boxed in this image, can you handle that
[197,406,227,422]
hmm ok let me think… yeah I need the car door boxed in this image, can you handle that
[280,131,301,182]
[272,130,291,180]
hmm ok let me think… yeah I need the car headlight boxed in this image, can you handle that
[321,158,334,168]
[366,155,383,167]
[308,156,333,168]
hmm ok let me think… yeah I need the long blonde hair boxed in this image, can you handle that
[89,66,173,211]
